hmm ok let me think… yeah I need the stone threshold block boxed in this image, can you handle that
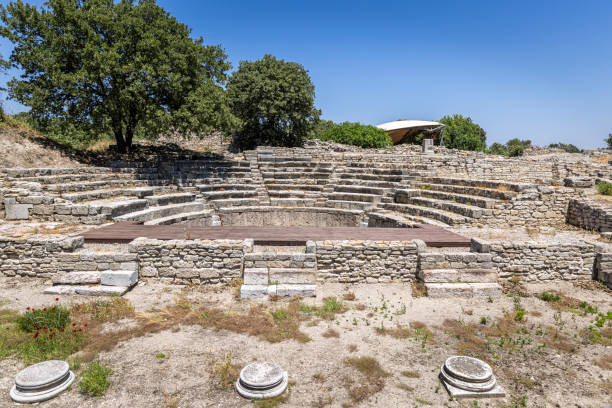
[44,285,129,296]
[100,270,138,287]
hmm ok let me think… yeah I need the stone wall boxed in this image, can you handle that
[595,252,612,289]
[315,240,418,283]
[566,199,612,232]
[471,238,596,281]
[131,237,247,284]
[0,235,83,278]
[218,206,363,227]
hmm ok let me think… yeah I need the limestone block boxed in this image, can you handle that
[4,198,32,220]
[100,270,138,287]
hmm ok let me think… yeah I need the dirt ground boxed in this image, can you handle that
[0,278,610,408]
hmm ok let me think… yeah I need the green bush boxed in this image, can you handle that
[549,143,581,153]
[606,133,612,149]
[487,142,508,156]
[227,54,319,149]
[17,304,70,333]
[439,114,486,151]
[508,143,525,157]
[541,291,560,302]
[318,122,391,148]
[79,360,111,397]
[597,181,612,196]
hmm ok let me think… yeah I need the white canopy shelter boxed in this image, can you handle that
[376,120,445,145]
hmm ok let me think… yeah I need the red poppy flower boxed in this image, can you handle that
[43,327,47,332]
[72,323,76,327]
[60,329,64,332]
[42,341,46,345]
[49,334,52,339]
[26,307,30,310]
[43,308,46,311]
[73,329,76,333]
[55,298,59,301]
[84,324,88,327]
[33,332,39,339]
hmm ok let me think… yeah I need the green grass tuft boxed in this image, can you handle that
[79,360,111,397]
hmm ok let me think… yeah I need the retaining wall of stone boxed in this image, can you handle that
[0,235,83,278]
[595,252,612,289]
[218,206,363,227]
[130,237,247,284]
[315,240,418,283]
[566,199,612,232]
[471,238,597,281]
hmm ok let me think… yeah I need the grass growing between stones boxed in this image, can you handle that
[79,360,111,397]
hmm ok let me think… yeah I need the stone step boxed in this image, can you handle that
[202,190,257,200]
[421,177,527,193]
[9,172,133,184]
[331,184,385,195]
[212,198,259,208]
[338,173,403,182]
[4,167,111,178]
[145,193,195,206]
[267,190,320,199]
[51,271,100,285]
[269,268,316,284]
[143,209,213,225]
[383,203,468,225]
[261,172,332,180]
[325,200,378,211]
[43,179,150,193]
[276,284,316,297]
[243,268,269,285]
[396,196,489,219]
[418,269,498,283]
[114,201,207,222]
[326,192,381,203]
[44,285,129,296]
[410,189,498,209]
[414,182,517,201]
[62,187,155,203]
[197,184,254,192]
[97,199,149,218]
[100,270,138,287]
[424,283,502,298]
[240,284,276,299]
[269,198,316,207]
[264,184,324,192]
[334,179,404,189]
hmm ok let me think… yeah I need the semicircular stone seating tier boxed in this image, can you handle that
[1,149,531,228]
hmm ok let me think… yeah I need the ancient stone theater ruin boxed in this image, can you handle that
[1,140,611,297]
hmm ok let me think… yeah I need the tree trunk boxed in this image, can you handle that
[125,122,134,153]
[113,127,127,154]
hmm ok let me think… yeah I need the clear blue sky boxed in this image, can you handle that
[1,0,611,148]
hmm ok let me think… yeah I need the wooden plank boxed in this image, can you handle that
[81,222,470,247]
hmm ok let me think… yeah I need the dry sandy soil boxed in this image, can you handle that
[0,126,82,168]
[0,278,610,408]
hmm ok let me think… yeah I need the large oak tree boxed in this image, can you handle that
[0,0,236,153]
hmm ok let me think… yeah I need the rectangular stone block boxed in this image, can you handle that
[243,268,268,285]
[100,270,138,287]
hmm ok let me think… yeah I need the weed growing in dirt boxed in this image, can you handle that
[72,297,134,323]
[343,356,390,406]
[209,351,240,390]
[541,291,560,302]
[79,360,111,397]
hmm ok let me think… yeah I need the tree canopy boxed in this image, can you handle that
[606,133,612,149]
[439,114,486,151]
[0,0,236,152]
[227,54,319,149]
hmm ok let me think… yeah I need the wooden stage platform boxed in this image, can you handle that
[81,222,471,247]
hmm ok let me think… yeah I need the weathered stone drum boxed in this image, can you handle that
[235,362,288,399]
[10,360,75,403]
[439,356,505,399]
